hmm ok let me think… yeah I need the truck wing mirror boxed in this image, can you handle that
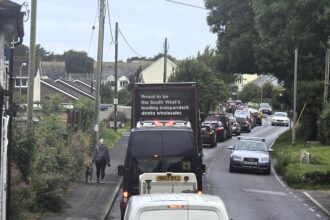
[118,165,124,176]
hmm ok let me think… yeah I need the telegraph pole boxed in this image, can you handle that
[292,47,298,145]
[324,38,330,105]
[114,22,118,131]
[27,0,37,135]
[163,38,168,83]
[93,0,105,147]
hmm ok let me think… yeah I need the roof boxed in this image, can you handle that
[101,61,152,79]
[41,79,95,100]
[40,61,67,80]
[127,193,229,219]
[250,74,281,87]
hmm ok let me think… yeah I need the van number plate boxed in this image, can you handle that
[156,176,182,181]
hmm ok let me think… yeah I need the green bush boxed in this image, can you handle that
[318,103,330,144]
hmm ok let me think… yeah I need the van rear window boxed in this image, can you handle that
[131,131,162,156]
[162,131,195,156]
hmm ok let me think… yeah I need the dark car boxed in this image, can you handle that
[250,108,262,126]
[229,117,241,135]
[259,103,272,115]
[203,120,227,142]
[226,101,237,113]
[201,124,217,147]
[236,116,252,132]
[206,113,232,140]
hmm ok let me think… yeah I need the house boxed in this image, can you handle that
[101,60,152,90]
[235,74,259,92]
[33,61,95,104]
[140,57,177,83]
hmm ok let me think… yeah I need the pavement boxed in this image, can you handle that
[41,131,330,220]
[43,133,129,220]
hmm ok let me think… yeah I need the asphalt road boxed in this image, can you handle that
[108,117,329,220]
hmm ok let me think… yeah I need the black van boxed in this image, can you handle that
[118,126,205,219]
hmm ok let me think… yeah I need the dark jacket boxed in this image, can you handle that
[93,144,110,164]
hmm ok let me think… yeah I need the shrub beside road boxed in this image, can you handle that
[273,130,330,189]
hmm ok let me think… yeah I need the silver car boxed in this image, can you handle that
[228,137,272,175]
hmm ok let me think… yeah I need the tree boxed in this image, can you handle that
[239,83,259,103]
[205,0,259,74]
[118,88,131,106]
[100,82,114,104]
[253,0,330,85]
[261,82,274,100]
[168,54,228,114]
[63,50,94,73]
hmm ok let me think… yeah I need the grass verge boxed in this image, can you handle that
[100,121,130,148]
[273,130,330,190]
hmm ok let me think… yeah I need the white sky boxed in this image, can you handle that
[13,0,217,61]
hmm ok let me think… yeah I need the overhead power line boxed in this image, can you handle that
[165,0,205,10]
[119,28,144,57]
[106,0,115,44]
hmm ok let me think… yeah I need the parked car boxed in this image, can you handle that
[201,124,217,147]
[228,136,272,175]
[124,193,230,220]
[271,112,290,126]
[236,116,252,133]
[206,113,232,140]
[259,103,272,115]
[203,120,226,142]
[229,116,241,135]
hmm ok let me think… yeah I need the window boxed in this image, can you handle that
[15,79,20,87]
[22,79,27,86]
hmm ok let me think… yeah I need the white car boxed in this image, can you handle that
[271,112,290,126]
[124,193,230,220]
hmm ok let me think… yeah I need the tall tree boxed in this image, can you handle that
[63,50,94,74]
[168,53,229,114]
[253,0,330,85]
[205,0,259,74]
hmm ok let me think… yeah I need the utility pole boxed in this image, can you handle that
[93,0,105,148]
[260,85,263,103]
[292,47,298,145]
[27,0,37,135]
[114,22,118,132]
[324,38,330,105]
[163,37,168,83]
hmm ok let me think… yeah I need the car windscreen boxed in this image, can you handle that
[236,117,246,123]
[274,112,287,117]
[236,141,267,151]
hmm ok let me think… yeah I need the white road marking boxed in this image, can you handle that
[316,213,322,218]
[242,188,287,196]
[272,167,287,188]
[206,159,215,180]
[303,191,330,216]
[304,203,309,207]
[299,198,303,202]
[289,191,294,195]
[309,208,315,212]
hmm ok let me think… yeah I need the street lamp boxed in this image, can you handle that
[19,62,27,95]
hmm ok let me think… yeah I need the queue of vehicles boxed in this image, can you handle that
[118,83,289,219]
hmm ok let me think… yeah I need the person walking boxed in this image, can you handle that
[92,138,110,183]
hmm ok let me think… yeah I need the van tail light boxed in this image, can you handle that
[168,205,184,209]
[122,191,129,203]
[197,190,203,195]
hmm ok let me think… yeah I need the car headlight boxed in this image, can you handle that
[232,155,242,160]
[260,157,269,162]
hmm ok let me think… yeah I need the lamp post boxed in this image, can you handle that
[19,62,27,95]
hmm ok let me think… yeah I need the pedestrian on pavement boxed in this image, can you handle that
[92,138,110,183]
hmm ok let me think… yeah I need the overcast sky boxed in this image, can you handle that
[13,0,217,61]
